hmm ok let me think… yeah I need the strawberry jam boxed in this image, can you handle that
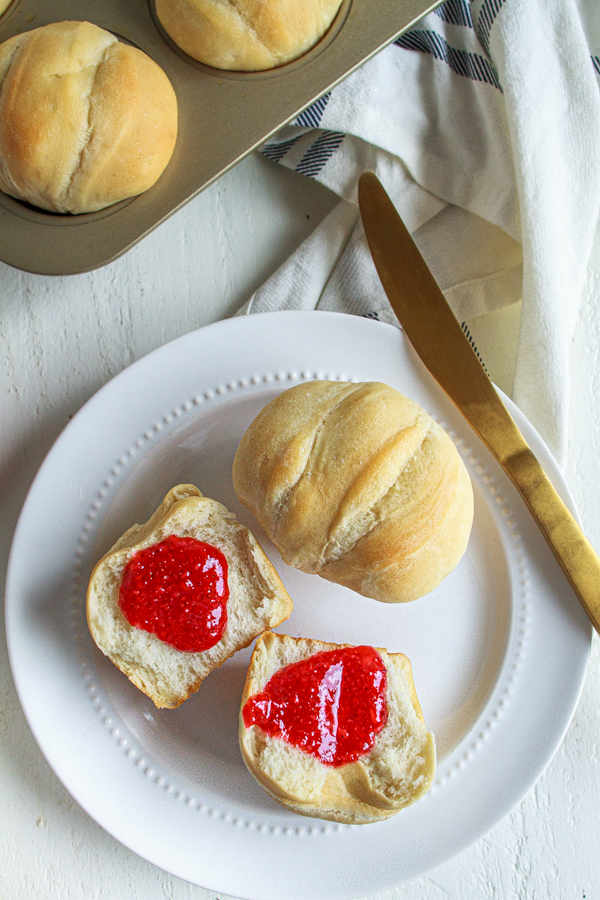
[243,646,388,767]
[119,535,228,652]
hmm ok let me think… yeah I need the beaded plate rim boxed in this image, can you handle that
[71,368,530,835]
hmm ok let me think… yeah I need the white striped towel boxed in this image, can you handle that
[237,0,600,465]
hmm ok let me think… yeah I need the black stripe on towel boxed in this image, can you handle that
[262,135,302,163]
[293,93,332,128]
[395,29,502,90]
[476,0,506,56]
[461,322,490,376]
[592,56,600,77]
[295,131,345,178]
[434,0,473,28]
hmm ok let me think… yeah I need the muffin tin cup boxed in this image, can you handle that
[0,0,441,275]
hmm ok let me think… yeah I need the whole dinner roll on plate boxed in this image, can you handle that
[0,21,178,214]
[155,0,344,71]
[233,381,474,603]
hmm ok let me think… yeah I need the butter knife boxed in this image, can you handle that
[358,170,600,635]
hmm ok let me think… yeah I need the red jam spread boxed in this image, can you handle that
[242,645,388,767]
[119,535,228,652]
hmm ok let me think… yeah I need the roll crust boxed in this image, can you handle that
[156,0,344,71]
[0,21,178,213]
[233,381,474,603]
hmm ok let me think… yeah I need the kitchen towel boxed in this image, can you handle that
[237,0,600,465]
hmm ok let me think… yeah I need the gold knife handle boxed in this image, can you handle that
[502,443,600,632]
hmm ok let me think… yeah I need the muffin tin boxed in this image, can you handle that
[0,0,441,275]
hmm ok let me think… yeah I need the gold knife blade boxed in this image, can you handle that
[358,170,600,635]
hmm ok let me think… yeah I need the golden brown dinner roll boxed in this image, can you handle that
[0,21,178,214]
[233,381,474,603]
[0,0,11,17]
[87,485,293,709]
[240,633,436,823]
[155,0,344,71]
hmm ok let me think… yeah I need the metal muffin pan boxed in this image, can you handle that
[0,0,441,275]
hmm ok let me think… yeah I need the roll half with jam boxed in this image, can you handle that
[87,485,293,708]
[239,632,436,823]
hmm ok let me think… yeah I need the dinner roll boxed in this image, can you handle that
[155,0,344,71]
[0,21,178,214]
[240,632,436,823]
[87,485,293,709]
[233,381,474,603]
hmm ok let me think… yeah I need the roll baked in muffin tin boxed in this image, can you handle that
[0,0,441,275]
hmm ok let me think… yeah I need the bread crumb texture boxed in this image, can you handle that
[0,21,177,213]
[156,0,344,71]
[233,381,474,603]
[86,485,293,708]
[240,633,436,824]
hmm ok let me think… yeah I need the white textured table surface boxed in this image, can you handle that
[1,155,599,900]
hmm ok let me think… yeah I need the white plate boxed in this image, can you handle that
[6,311,591,900]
